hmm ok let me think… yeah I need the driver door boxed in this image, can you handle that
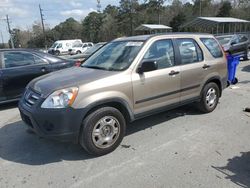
[132,39,181,116]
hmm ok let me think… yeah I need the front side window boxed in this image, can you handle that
[176,39,203,65]
[200,38,223,58]
[82,41,144,71]
[239,35,248,43]
[142,39,175,69]
[4,52,35,68]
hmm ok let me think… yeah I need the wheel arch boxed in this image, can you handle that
[83,98,134,123]
[201,76,222,97]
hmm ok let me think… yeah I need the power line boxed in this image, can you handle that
[39,4,47,49]
[6,15,14,49]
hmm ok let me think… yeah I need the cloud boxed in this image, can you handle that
[60,8,96,18]
[1,7,29,17]
[69,1,82,7]
[0,0,12,7]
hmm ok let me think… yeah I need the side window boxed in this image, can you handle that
[239,35,248,43]
[231,35,240,44]
[4,52,35,68]
[176,39,203,65]
[142,39,175,69]
[57,43,62,48]
[200,38,223,58]
[34,55,47,64]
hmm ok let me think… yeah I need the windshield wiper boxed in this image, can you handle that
[82,65,107,70]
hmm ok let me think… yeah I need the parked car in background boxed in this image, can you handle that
[48,39,82,56]
[68,42,94,55]
[19,33,227,156]
[0,49,76,104]
[66,42,106,66]
[216,34,250,60]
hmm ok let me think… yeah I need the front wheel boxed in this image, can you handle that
[79,107,126,156]
[197,82,220,113]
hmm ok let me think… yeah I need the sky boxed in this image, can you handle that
[0,0,119,43]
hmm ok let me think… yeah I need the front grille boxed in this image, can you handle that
[24,89,41,107]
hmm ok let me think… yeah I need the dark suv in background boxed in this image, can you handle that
[0,49,76,104]
[216,34,250,60]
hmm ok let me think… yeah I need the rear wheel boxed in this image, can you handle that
[76,50,81,54]
[79,107,126,156]
[197,82,220,113]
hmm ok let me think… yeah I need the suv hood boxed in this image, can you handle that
[28,67,119,97]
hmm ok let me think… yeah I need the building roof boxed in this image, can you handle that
[135,24,172,31]
[182,17,250,28]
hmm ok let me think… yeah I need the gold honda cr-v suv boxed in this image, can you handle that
[19,33,228,156]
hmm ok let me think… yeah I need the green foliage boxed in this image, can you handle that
[217,1,232,17]
[170,12,186,32]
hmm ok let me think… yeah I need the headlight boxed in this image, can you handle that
[41,87,78,109]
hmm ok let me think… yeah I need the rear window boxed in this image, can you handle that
[200,38,223,58]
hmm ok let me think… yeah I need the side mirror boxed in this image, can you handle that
[137,60,158,74]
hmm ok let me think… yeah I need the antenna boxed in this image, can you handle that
[97,0,101,13]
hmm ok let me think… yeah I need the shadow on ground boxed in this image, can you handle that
[212,152,250,188]
[242,65,250,72]
[0,104,201,165]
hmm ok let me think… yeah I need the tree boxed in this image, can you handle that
[118,0,140,36]
[82,12,103,42]
[170,12,186,31]
[217,1,232,17]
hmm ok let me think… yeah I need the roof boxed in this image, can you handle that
[135,24,172,31]
[114,32,212,42]
[182,17,250,28]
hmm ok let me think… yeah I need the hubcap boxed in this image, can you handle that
[92,116,120,149]
[206,88,217,108]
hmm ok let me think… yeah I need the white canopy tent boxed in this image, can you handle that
[135,24,172,34]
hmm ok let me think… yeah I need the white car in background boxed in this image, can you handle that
[48,39,82,56]
[69,42,94,55]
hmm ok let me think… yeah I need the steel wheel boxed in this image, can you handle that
[206,88,217,108]
[92,116,120,149]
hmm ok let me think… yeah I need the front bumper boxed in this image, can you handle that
[18,89,86,142]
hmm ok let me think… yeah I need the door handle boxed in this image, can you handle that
[169,70,180,76]
[202,64,211,69]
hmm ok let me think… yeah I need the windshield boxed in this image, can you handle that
[217,36,232,45]
[82,41,144,71]
[51,42,59,48]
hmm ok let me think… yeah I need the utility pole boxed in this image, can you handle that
[0,31,4,46]
[6,15,14,49]
[97,0,101,13]
[199,0,202,16]
[39,4,47,49]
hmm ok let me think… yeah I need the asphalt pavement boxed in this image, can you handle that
[0,61,250,188]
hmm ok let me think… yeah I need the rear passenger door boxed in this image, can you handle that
[2,51,51,100]
[175,38,209,102]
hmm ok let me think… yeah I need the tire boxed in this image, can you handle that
[243,48,250,61]
[55,50,60,56]
[76,50,81,54]
[197,82,220,113]
[79,107,126,156]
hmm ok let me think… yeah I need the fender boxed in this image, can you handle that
[83,97,135,122]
